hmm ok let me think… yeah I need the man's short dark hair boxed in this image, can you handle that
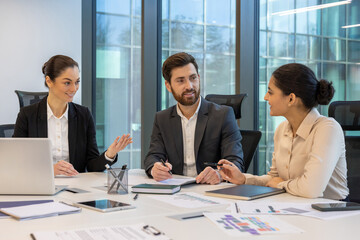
[162,52,199,83]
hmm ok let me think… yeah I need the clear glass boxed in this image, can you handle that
[268,0,295,33]
[206,0,232,26]
[348,40,360,63]
[170,22,204,51]
[95,1,142,169]
[347,64,360,101]
[162,0,236,109]
[268,32,295,58]
[322,0,346,38]
[323,38,346,61]
[97,0,130,15]
[206,26,231,53]
[170,0,203,23]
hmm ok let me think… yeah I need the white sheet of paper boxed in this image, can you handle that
[149,192,230,208]
[204,212,304,236]
[31,223,170,240]
[231,202,310,215]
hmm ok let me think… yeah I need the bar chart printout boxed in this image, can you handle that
[204,213,303,236]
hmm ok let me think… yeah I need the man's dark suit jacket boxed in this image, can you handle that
[13,97,117,172]
[144,97,244,176]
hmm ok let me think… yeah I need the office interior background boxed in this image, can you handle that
[0,0,359,175]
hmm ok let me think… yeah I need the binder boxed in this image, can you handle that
[205,184,285,200]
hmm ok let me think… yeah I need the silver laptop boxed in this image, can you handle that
[0,138,66,195]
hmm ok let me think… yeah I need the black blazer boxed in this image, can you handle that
[13,97,117,172]
[144,97,244,176]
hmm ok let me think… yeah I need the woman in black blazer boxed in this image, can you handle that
[13,55,132,176]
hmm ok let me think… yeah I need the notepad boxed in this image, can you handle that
[0,202,81,220]
[0,200,53,219]
[132,184,180,194]
[205,184,285,200]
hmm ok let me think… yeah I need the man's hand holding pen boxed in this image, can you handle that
[151,159,173,182]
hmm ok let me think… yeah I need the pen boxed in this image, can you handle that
[105,164,121,183]
[133,193,139,200]
[204,162,223,167]
[160,159,172,175]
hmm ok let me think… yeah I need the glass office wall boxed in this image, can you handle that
[259,0,360,174]
[96,0,142,168]
[161,0,236,108]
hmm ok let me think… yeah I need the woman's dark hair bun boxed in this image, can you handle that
[316,79,335,105]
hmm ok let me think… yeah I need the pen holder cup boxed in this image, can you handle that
[107,168,128,195]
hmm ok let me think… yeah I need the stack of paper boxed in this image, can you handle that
[0,200,53,219]
[0,202,81,220]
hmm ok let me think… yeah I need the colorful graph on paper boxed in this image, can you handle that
[204,213,303,236]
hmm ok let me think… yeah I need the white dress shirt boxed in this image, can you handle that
[47,102,69,164]
[244,108,349,200]
[47,102,114,165]
[176,98,201,177]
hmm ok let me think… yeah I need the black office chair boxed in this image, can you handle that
[205,94,247,119]
[240,130,262,173]
[205,93,260,173]
[15,90,48,108]
[0,124,15,138]
[329,101,360,203]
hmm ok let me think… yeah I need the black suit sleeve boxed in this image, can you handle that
[80,108,117,172]
[220,108,244,172]
[13,108,29,137]
[144,114,167,177]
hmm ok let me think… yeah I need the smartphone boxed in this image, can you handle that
[74,199,135,212]
[311,202,360,212]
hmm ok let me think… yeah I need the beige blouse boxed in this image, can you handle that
[245,108,349,200]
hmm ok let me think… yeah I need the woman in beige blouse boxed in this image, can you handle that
[218,63,349,200]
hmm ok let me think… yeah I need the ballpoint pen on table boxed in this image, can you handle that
[160,159,172,175]
[133,193,139,200]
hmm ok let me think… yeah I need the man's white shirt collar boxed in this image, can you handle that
[176,97,201,119]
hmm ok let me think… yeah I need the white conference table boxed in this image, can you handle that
[1,171,359,240]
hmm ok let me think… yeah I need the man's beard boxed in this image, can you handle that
[171,87,200,106]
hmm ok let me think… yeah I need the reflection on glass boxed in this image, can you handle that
[259,31,267,57]
[171,23,204,51]
[205,54,233,95]
[206,0,233,25]
[268,32,294,58]
[348,41,360,63]
[347,64,360,100]
[162,0,235,110]
[170,0,203,23]
[295,35,307,59]
[323,38,345,61]
[309,36,321,60]
[97,0,130,15]
[96,14,131,46]
[322,1,346,38]
[96,1,142,168]
[206,26,231,53]
[268,0,295,32]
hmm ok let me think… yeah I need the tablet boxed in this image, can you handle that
[311,202,360,212]
[74,199,135,212]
